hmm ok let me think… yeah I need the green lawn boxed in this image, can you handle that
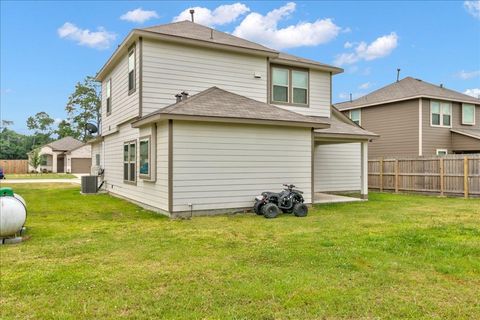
[1,184,479,319]
[4,173,76,179]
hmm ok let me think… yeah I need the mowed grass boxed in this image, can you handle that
[1,184,479,319]
[4,173,76,179]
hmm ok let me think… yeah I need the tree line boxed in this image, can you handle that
[1,76,100,159]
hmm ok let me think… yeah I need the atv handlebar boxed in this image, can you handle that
[283,184,296,189]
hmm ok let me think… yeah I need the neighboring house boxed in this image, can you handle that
[29,137,92,173]
[90,20,377,217]
[336,77,480,158]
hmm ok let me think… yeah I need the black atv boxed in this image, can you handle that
[253,184,308,219]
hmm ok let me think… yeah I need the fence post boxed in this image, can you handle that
[439,158,444,197]
[464,156,469,199]
[394,159,399,193]
[380,157,384,192]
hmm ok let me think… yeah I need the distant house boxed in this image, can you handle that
[336,77,480,158]
[90,20,377,217]
[29,137,91,173]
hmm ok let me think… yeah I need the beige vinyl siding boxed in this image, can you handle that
[451,133,480,151]
[90,142,102,172]
[171,121,312,212]
[142,39,267,115]
[273,69,331,118]
[360,99,419,158]
[101,42,140,135]
[314,142,361,192]
[102,121,169,213]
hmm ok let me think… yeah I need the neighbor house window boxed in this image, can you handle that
[106,79,112,115]
[436,149,448,156]
[123,141,136,183]
[139,136,150,179]
[128,46,136,94]
[271,66,309,105]
[349,109,361,125]
[431,101,451,127]
[462,104,475,125]
[95,154,100,166]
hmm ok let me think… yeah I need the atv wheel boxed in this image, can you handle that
[262,203,280,219]
[253,201,264,215]
[293,203,308,217]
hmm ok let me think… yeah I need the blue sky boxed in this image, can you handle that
[1,1,480,134]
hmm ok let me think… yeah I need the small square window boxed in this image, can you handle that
[462,104,475,125]
[349,109,361,125]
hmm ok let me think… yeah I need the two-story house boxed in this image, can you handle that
[90,20,377,217]
[336,77,480,158]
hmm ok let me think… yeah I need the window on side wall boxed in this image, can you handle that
[123,141,136,183]
[349,109,361,125]
[271,66,309,106]
[106,79,112,115]
[95,154,101,166]
[462,104,475,125]
[431,101,451,127]
[128,46,136,94]
[436,149,448,156]
[139,136,150,179]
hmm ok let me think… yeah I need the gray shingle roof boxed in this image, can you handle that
[451,128,480,140]
[335,77,480,110]
[274,52,342,74]
[141,20,277,54]
[47,137,85,151]
[315,107,378,138]
[134,87,329,127]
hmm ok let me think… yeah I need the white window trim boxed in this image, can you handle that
[436,149,448,156]
[461,103,475,126]
[123,140,137,184]
[430,100,452,128]
[128,46,136,95]
[349,109,361,126]
[106,78,112,116]
[271,66,309,106]
[139,136,151,180]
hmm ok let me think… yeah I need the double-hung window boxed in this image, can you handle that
[349,109,361,125]
[271,66,309,106]
[106,79,112,115]
[462,104,475,125]
[123,141,136,183]
[431,101,451,127]
[128,46,136,94]
[139,136,150,179]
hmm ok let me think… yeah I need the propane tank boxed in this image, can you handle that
[0,187,27,238]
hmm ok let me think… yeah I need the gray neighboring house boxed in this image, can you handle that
[90,20,377,217]
[336,77,480,158]
[29,137,92,173]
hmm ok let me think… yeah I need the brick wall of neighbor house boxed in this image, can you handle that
[314,142,361,192]
[102,122,169,213]
[101,40,140,136]
[171,121,312,213]
[421,99,480,155]
[142,39,268,115]
[357,99,419,158]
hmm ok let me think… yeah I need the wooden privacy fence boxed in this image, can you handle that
[0,159,29,174]
[369,155,480,198]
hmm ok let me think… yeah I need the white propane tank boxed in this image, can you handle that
[0,195,27,237]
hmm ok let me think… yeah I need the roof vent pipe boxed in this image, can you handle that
[181,91,189,100]
[440,83,443,88]
[349,93,352,102]
[396,68,401,82]
[189,9,195,22]
[175,94,182,103]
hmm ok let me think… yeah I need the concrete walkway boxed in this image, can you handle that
[314,192,364,204]
[1,174,86,185]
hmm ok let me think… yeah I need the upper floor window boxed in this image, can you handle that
[349,109,361,125]
[106,79,112,115]
[431,101,451,127]
[462,104,475,125]
[128,46,136,94]
[271,66,309,106]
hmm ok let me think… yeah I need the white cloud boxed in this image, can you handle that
[120,8,159,23]
[57,22,116,50]
[464,1,480,19]
[344,41,354,48]
[358,82,371,90]
[334,32,398,66]
[464,88,480,98]
[232,2,341,50]
[173,3,250,26]
[456,70,480,80]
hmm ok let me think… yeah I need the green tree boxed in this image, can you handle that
[0,128,34,159]
[29,148,42,173]
[65,76,101,141]
[55,120,79,139]
[26,111,55,147]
